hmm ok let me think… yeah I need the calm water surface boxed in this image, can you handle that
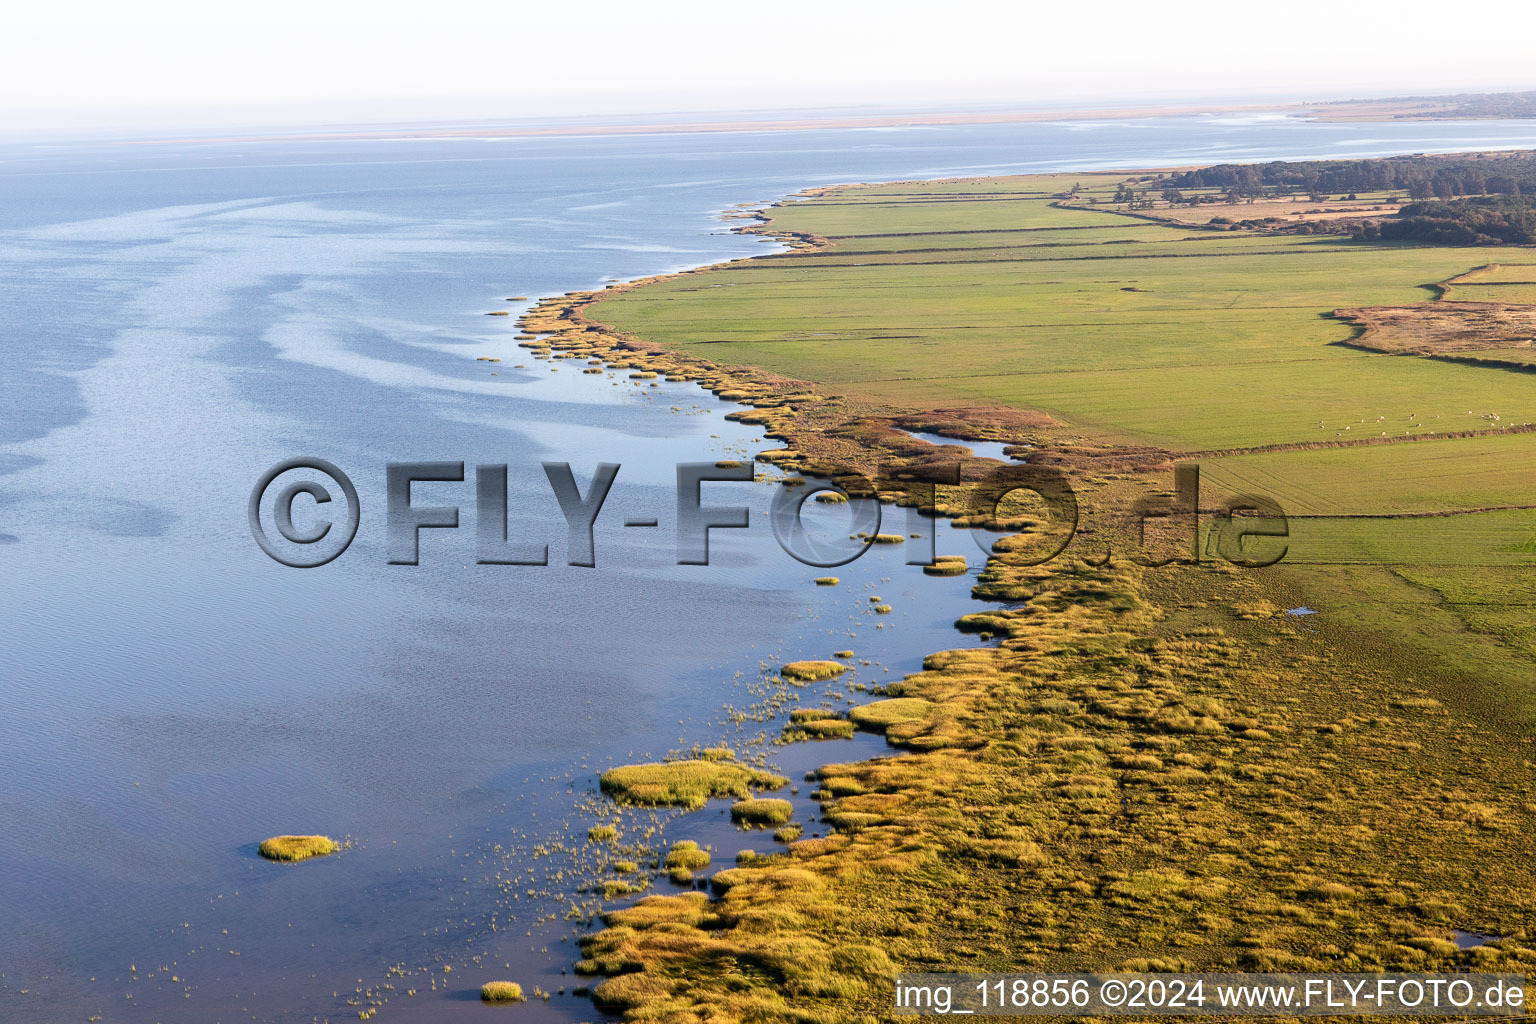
[5,114,1536,1022]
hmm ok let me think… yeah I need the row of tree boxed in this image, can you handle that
[1357,196,1536,245]
[1164,152,1536,200]
[1411,91,1536,119]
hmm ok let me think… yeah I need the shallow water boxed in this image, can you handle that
[1452,929,1504,950]
[6,114,1536,1021]
[902,429,1021,463]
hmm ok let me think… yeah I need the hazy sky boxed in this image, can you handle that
[3,0,1533,136]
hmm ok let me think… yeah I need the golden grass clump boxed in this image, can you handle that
[731,798,794,826]
[588,824,618,843]
[834,650,855,658]
[480,981,526,1003]
[257,835,337,863]
[603,879,647,899]
[781,660,847,682]
[923,555,968,576]
[664,840,712,872]
[813,491,849,504]
[814,576,840,586]
[782,708,855,740]
[872,533,906,544]
[600,759,787,809]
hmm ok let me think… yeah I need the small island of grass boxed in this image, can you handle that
[258,835,338,863]
[782,708,855,740]
[480,981,526,1003]
[730,798,794,826]
[664,839,712,877]
[781,660,847,682]
[599,759,787,809]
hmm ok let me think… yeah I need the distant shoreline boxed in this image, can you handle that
[129,101,1304,146]
[88,88,1536,148]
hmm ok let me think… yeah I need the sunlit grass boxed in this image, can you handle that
[730,798,794,826]
[480,981,526,1003]
[600,759,787,809]
[781,660,847,682]
[257,835,337,863]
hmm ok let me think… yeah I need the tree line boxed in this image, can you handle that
[1164,152,1536,201]
[1358,195,1536,245]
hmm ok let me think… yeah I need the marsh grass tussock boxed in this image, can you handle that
[730,798,794,826]
[923,555,968,576]
[780,660,847,682]
[257,835,338,863]
[599,759,786,809]
[664,840,711,872]
[781,709,855,741]
[480,981,525,1003]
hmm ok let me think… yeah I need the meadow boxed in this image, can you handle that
[595,175,1536,455]
[562,167,1536,1021]
[590,170,1536,657]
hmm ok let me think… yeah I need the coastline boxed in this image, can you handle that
[514,189,1067,483]
[516,171,1536,1020]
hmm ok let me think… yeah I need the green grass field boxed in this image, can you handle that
[594,175,1533,451]
[591,172,1536,570]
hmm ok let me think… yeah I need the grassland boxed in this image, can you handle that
[519,165,1536,1021]
[589,175,1536,453]
[587,169,1536,595]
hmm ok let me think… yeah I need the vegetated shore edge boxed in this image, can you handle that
[509,169,1536,1022]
